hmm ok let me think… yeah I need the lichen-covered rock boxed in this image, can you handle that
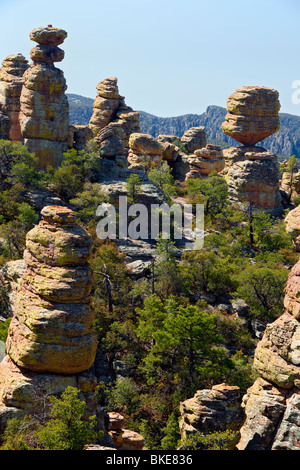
[179,383,244,440]
[222,86,280,146]
[5,205,97,374]
[181,127,206,154]
[0,54,28,140]
[222,145,281,212]
[0,355,100,434]
[19,26,69,169]
[253,313,300,388]
[237,378,287,450]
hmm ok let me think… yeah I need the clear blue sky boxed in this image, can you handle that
[1,0,300,117]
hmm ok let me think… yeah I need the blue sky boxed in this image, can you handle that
[1,0,299,116]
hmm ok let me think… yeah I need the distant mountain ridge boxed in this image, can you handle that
[67,93,300,159]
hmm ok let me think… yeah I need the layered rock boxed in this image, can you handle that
[0,205,102,434]
[181,126,206,153]
[107,412,145,450]
[89,77,140,166]
[128,132,164,170]
[6,205,97,374]
[186,144,224,179]
[0,54,28,140]
[19,26,69,169]
[222,86,280,146]
[179,383,244,441]
[237,205,300,450]
[222,145,281,212]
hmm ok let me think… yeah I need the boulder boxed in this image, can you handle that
[181,126,206,153]
[179,383,244,441]
[5,205,97,374]
[222,86,280,146]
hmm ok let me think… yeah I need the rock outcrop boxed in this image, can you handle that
[236,205,300,450]
[128,132,164,170]
[19,26,69,169]
[0,54,28,141]
[0,205,102,433]
[181,126,206,153]
[186,144,224,179]
[107,412,145,450]
[179,383,244,441]
[222,86,280,146]
[89,77,140,166]
[222,145,281,212]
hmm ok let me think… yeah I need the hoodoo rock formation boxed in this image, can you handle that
[6,205,97,374]
[222,146,281,211]
[19,26,69,169]
[0,54,28,141]
[221,86,281,146]
[89,77,140,166]
[186,144,225,179]
[179,384,244,441]
[221,86,282,213]
[0,206,100,432]
[236,205,300,450]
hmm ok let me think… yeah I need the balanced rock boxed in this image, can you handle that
[222,146,281,212]
[0,54,28,140]
[186,144,224,179]
[128,133,164,170]
[181,126,206,154]
[222,86,280,146]
[19,26,69,169]
[107,412,144,450]
[5,205,97,374]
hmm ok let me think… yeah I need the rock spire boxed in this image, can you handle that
[19,26,69,169]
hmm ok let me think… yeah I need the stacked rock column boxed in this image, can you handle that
[19,26,69,169]
[221,86,282,213]
[0,54,28,140]
[0,206,100,432]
